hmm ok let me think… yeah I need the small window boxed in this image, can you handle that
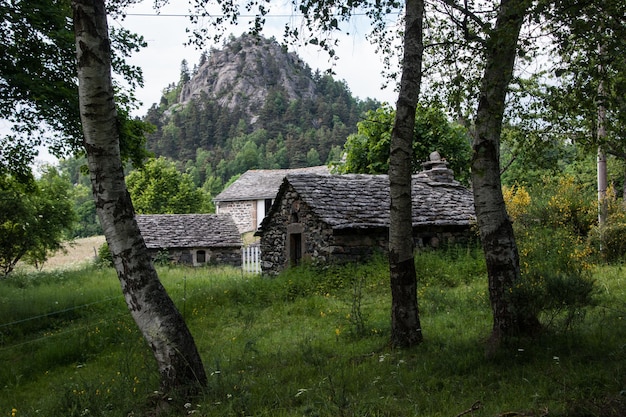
[196,250,206,264]
[265,198,273,213]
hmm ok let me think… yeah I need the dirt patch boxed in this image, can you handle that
[41,235,106,271]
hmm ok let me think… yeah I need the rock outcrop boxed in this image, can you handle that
[179,34,317,118]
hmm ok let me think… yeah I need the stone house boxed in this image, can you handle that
[255,157,476,275]
[213,166,330,234]
[136,214,242,267]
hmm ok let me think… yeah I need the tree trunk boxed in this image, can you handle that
[597,145,608,225]
[471,0,539,352]
[389,0,424,348]
[72,0,207,396]
[597,77,608,227]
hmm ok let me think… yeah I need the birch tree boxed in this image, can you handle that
[470,0,540,350]
[72,0,207,396]
[388,0,425,347]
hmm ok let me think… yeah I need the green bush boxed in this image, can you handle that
[589,221,626,263]
[95,242,113,268]
[588,192,626,263]
[153,249,172,266]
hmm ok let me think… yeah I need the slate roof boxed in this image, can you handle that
[213,166,330,202]
[136,214,242,249]
[260,173,475,231]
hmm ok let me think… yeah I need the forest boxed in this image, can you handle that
[142,34,381,188]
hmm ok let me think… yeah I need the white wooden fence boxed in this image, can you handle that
[242,245,261,274]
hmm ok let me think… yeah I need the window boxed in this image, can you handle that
[265,198,273,213]
[196,250,206,264]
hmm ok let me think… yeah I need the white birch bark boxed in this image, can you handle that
[388,0,424,348]
[471,0,539,351]
[72,0,207,395]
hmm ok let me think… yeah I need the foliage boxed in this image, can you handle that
[144,35,379,189]
[126,157,212,214]
[503,178,597,329]
[336,103,472,183]
[499,125,579,187]
[0,0,149,176]
[70,184,103,238]
[1,252,624,416]
[95,242,113,269]
[0,168,75,276]
[588,186,626,263]
[542,0,626,159]
[153,249,173,267]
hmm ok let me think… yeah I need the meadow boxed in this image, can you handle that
[0,247,624,417]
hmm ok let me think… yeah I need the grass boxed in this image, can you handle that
[0,248,625,417]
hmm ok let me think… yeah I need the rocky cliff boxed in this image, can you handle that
[179,34,317,119]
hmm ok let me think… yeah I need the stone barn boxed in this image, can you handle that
[136,214,242,267]
[255,158,476,275]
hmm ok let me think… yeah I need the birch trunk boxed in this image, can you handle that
[597,77,608,227]
[471,0,539,352]
[72,0,207,395]
[389,0,424,348]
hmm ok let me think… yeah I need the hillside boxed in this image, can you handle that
[143,34,380,188]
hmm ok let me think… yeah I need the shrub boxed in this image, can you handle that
[588,186,626,263]
[504,178,597,330]
[95,242,113,268]
[153,249,172,266]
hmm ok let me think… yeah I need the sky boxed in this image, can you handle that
[108,0,400,117]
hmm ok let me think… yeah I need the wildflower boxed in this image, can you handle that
[11,408,17,417]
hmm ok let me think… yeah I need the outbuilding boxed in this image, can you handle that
[136,214,242,267]
[255,157,476,275]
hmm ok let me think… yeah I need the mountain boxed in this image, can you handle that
[178,35,317,118]
[143,33,380,189]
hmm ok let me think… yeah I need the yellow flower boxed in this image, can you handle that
[502,184,531,222]
[12,408,17,417]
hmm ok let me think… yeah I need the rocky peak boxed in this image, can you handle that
[178,34,317,115]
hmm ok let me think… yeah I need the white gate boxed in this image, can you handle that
[242,245,261,274]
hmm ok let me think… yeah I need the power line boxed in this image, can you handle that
[120,12,371,18]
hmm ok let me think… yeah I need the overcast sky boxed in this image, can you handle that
[109,0,400,116]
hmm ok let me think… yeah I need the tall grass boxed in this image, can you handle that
[1,251,624,417]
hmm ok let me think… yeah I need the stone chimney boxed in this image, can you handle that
[419,151,455,183]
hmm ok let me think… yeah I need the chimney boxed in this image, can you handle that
[420,151,454,183]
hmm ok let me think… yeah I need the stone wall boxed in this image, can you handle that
[259,184,389,275]
[148,247,242,267]
[217,200,255,233]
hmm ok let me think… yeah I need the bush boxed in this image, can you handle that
[504,178,597,330]
[95,242,113,268]
[153,249,172,266]
[588,187,626,263]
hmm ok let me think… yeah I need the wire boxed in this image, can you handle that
[0,295,123,329]
[120,12,371,18]
[0,310,132,352]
